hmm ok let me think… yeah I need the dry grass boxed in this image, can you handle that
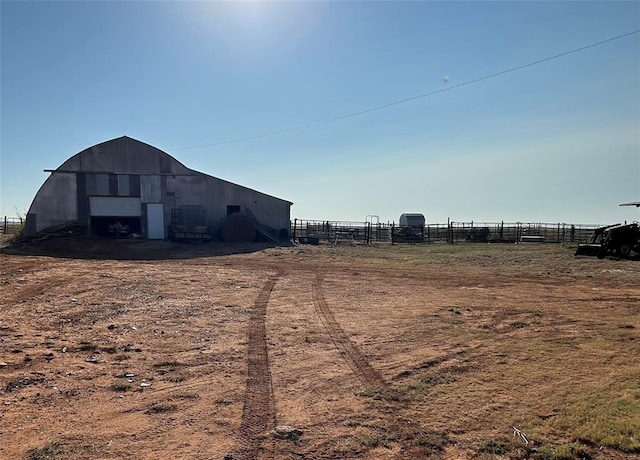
[1,241,638,459]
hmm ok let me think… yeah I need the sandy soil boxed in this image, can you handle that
[1,239,639,459]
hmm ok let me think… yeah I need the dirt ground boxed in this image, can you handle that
[1,239,639,460]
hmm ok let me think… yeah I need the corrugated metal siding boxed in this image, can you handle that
[27,136,291,237]
[129,175,141,196]
[29,172,78,232]
[141,176,162,202]
[89,196,141,217]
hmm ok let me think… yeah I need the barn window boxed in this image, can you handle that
[118,174,130,196]
[227,205,240,216]
[95,174,109,195]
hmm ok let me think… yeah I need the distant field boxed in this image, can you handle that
[1,242,639,459]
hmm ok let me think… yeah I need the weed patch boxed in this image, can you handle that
[358,430,399,449]
[399,373,457,401]
[23,442,61,460]
[553,372,640,452]
[531,442,592,460]
[478,438,509,454]
[357,387,400,402]
[413,429,450,454]
[110,383,131,392]
[77,341,98,351]
[164,374,187,383]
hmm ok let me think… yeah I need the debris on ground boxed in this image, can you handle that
[271,426,303,441]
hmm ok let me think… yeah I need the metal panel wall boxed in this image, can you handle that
[141,176,162,202]
[129,175,141,196]
[89,197,141,216]
[28,172,78,232]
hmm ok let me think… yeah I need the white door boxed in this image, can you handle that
[147,203,164,239]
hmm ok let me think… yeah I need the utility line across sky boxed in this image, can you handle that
[168,29,640,151]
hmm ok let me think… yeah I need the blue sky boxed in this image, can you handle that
[1,1,639,225]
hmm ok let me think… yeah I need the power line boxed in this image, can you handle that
[168,29,640,151]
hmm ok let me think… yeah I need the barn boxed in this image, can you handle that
[24,136,292,242]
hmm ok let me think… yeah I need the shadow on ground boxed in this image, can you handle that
[1,237,289,260]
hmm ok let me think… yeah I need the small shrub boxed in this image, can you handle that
[418,357,444,369]
[415,430,450,451]
[478,438,509,455]
[110,383,131,392]
[359,430,399,449]
[78,341,97,351]
[23,442,61,460]
[101,345,117,354]
[7,213,26,244]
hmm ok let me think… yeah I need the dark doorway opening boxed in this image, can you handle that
[226,205,240,216]
[91,217,141,238]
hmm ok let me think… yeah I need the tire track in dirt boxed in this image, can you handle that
[313,272,454,459]
[312,272,386,388]
[233,272,281,460]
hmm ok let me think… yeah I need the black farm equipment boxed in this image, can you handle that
[575,223,640,259]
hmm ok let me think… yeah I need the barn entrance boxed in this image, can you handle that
[89,196,142,238]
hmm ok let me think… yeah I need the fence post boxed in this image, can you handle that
[3,216,6,234]
[292,219,297,241]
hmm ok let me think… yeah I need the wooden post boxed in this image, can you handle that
[292,219,297,241]
[450,220,455,244]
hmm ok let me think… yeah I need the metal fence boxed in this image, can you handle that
[424,221,598,244]
[291,219,386,245]
[1,216,23,235]
[292,219,601,245]
[2,215,602,245]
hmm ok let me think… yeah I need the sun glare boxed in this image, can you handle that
[183,1,326,57]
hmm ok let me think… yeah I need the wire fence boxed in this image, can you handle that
[292,219,602,245]
[1,216,23,235]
